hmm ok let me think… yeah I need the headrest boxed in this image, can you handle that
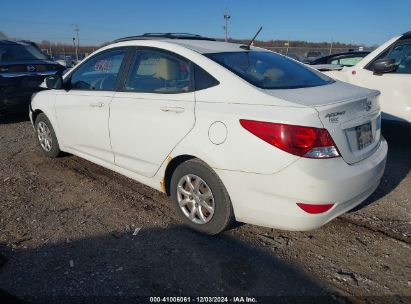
[154,58,179,80]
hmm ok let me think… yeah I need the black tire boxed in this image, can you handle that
[170,158,235,235]
[34,113,61,158]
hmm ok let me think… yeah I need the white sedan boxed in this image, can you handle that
[324,31,411,127]
[30,34,387,235]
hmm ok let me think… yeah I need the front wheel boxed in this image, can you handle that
[170,159,235,235]
[35,113,61,158]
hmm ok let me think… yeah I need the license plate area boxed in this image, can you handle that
[356,122,373,150]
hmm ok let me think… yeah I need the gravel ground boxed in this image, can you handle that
[0,114,410,303]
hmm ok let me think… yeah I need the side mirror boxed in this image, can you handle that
[373,58,396,75]
[45,75,63,89]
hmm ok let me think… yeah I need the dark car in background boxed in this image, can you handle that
[286,52,307,63]
[0,40,65,114]
[310,51,371,67]
[305,50,324,63]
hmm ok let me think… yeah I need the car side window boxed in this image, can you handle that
[70,49,126,91]
[392,44,411,74]
[366,39,411,74]
[331,56,364,66]
[194,64,220,91]
[124,50,192,93]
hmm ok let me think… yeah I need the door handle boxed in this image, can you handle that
[160,106,185,113]
[90,102,104,108]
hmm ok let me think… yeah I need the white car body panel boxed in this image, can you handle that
[170,100,311,174]
[217,138,387,230]
[110,91,196,177]
[55,90,115,163]
[325,35,411,124]
[30,38,388,231]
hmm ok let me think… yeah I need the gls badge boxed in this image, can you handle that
[325,111,346,123]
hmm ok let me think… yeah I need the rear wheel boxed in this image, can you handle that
[170,159,234,235]
[35,113,61,158]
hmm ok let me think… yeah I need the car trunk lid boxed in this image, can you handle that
[315,93,381,164]
[0,60,63,75]
[264,81,381,164]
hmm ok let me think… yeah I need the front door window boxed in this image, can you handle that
[70,49,126,90]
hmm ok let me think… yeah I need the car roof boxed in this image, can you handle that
[0,40,34,47]
[112,33,266,54]
[112,38,267,54]
[114,38,269,54]
[164,39,266,54]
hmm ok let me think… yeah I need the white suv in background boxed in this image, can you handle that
[30,33,387,235]
[325,31,411,128]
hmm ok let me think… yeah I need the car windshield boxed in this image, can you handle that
[0,44,48,61]
[206,51,334,89]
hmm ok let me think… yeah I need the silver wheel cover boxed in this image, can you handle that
[37,121,53,152]
[177,174,215,224]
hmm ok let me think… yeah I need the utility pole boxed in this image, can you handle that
[72,24,80,61]
[285,39,290,56]
[329,39,333,55]
[223,11,231,42]
[72,37,77,62]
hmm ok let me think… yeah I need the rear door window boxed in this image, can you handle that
[123,50,193,93]
[194,65,219,91]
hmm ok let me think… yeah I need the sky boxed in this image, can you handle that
[2,0,410,46]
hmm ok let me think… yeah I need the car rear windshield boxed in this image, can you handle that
[0,44,48,61]
[206,51,334,89]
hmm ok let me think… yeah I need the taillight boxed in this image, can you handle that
[240,119,340,158]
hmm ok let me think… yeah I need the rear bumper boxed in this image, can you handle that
[215,137,388,231]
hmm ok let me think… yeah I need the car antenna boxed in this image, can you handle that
[240,26,263,50]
